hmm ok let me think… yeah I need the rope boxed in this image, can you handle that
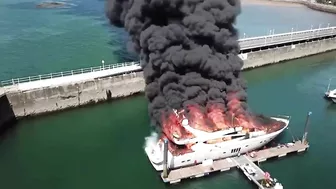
[287,126,299,142]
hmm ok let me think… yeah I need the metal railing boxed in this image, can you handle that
[239,25,336,50]
[1,24,336,88]
[0,61,141,87]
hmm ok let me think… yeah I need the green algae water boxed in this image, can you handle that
[1,52,336,189]
[1,0,336,189]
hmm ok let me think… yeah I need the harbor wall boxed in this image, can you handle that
[268,0,336,14]
[6,72,145,117]
[3,36,336,118]
[242,36,336,69]
[301,2,336,14]
[0,94,16,133]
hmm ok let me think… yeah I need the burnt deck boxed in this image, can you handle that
[161,140,309,184]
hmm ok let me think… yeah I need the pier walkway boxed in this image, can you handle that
[234,155,282,189]
[161,140,309,184]
[0,61,141,92]
[1,25,336,91]
[239,25,336,50]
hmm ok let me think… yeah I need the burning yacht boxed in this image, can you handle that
[144,107,290,171]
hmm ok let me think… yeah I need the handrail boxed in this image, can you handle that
[239,26,336,41]
[1,24,336,88]
[0,61,141,87]
[239,25,336,50]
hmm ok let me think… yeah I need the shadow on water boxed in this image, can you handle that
[108,39,139,62]
[0,122,19,144]
[0,95,18,142]
[326,102,336,111]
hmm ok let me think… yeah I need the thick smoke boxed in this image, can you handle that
[106,0,248,127]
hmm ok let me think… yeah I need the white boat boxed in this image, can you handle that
[325,77,336,103]
[144,110,291,171]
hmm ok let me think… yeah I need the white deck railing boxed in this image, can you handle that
[0,61,141,87]
[239,25,336,50]
[1,24,336,88]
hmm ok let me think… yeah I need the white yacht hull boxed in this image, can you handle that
[144,117,289,171]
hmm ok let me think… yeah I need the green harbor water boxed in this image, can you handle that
[1,0,336,189]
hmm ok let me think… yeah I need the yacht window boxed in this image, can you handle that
[223,152,226,154]
[187,159,190,162]
[260,141,263,143]
[182,161,185,163]
[245,145,249,147]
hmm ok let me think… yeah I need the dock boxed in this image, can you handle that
[234,155,282,189]
[161,140,309,184]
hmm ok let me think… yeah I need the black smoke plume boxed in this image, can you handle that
[105,0,248,127]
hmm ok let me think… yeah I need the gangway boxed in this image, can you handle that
[234,155,283,189]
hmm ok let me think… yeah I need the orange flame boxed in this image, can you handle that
[187,105,216,132]
[159,92,286,156]
[161,111,195,142]
[207,104,230,129]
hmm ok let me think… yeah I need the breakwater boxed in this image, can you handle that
[1,27,336,118]
[270,0,336,14]
[303,1,336,14]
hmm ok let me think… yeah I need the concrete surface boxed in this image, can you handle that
[7,72,145,117]
[2,36,336,118]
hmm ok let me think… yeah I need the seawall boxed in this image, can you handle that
[242,36,336,69]
[302,1,336,14]
[268,0,336,14]
[6,72,145,117]
[3,36,336,118]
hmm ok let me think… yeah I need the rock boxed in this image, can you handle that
[36,1,67,8]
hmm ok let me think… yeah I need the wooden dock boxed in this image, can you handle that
[161,140,309,184]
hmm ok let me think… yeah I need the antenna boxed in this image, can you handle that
[327,77,334,93]
[302,111,312,144]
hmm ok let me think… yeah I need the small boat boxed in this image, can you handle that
[325,77,336,103]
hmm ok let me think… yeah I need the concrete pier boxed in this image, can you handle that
[1,26,336,118]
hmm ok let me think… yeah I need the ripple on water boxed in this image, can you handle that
[0,35,15,45]
[296,58,336,97]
